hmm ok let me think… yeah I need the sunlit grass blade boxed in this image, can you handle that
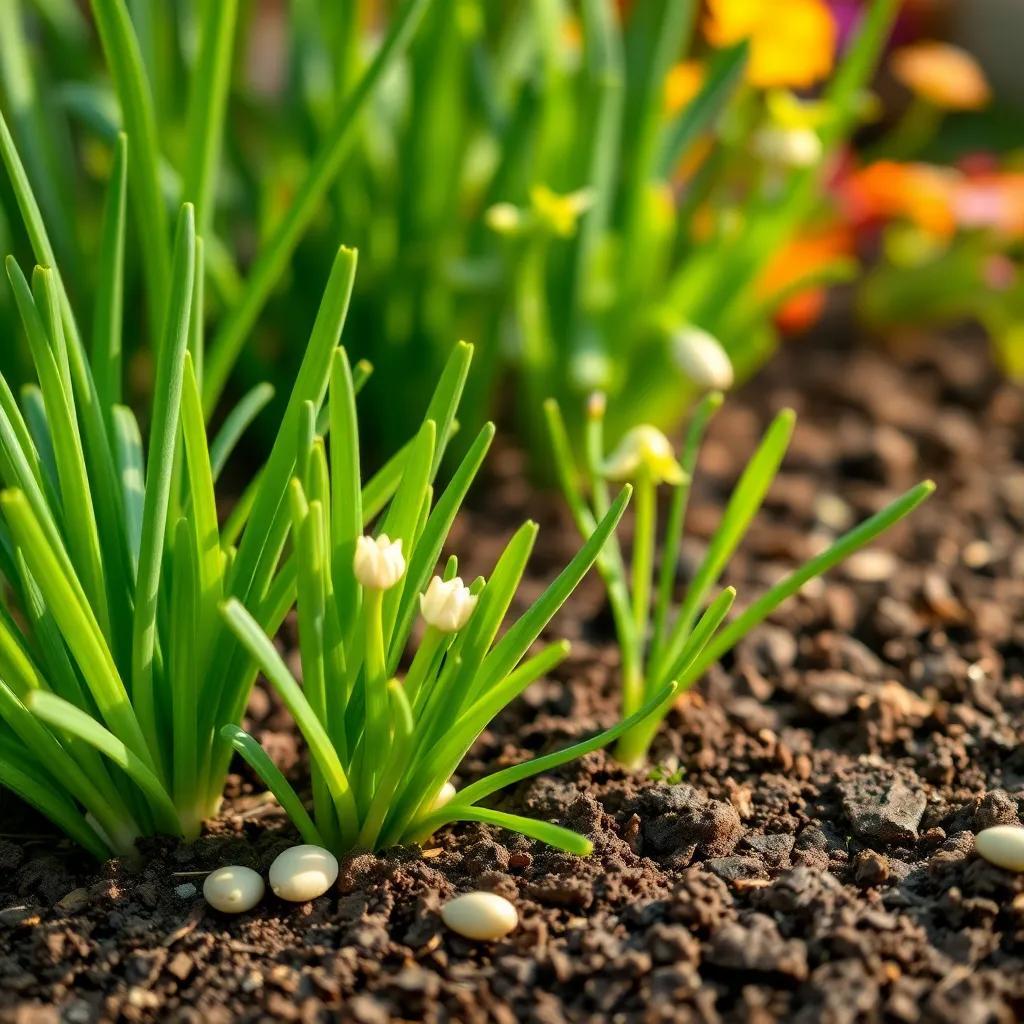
[0,679,138,853]
[0,752,110,859]
[0,488,149,763]
[227,246,356,607]
[657,41,747,176]
[448,806,594,856]
[169,516,199,823]
[91,131,127,417]
[387,422,495,667]
[221,598,360,839]
[210,382,275,481]
[130,204,195,776]
[412,682,679,844]
[655,409,794,678]
[683,481,937,684]
[109,405,144,569]
[202,0,435,411]
[0,0,78,267]
[88,0,169,326]
[651,391,722,657]
[477,485,631,689]
[27,689,180,835]
[181,0,238,236]
[220,724,325,847]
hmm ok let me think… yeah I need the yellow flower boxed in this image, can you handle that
[529,184,593,238]
[890,42,991,111]
[705,0,837,90]
[766,90,831,130]
[603,426,686,486]
[665,61,705,116]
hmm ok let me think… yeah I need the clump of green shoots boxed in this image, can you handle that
[0,108,402,857]
[546,390,934,769]
[220,343,673,856]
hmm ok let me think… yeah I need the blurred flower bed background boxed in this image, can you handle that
[0,0,1018,467]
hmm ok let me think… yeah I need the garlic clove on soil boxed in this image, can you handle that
[203,866,265,913]
[268,845,340,902]
[975,825,1024,872]
[440,891,519,940]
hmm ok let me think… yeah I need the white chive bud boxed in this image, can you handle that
[441,891,519,940]
[353,534,405,590]
[974,826,1024,872]
[672,325,734,391]
[268,845,340,902]
[203,865,265,914]
[485,202,524,236]
[602,425,686,486]
[431,781,457,812]
[753,125,822,168]
[420,576,478,632]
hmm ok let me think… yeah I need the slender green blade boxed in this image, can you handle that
[220,724,325,847]
[477,485,631,690]
[209,382,275,481]
[655,409,794,683]
[220,598,359,839]
[181,0,238,236]
[131,203,196,776]
[89,0,170,324]
[202,0,435,410]
[657,41,747,177]
[0,753,111,859]
[27,689,180,836]
[91,132,127,418]
[684,481,936,684]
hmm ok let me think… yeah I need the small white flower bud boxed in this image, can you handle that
[485,202,523,236]
[431,781,457,811]
[420,576,478,632]
[753,126,822,168]
[353,534,405,590]
[602,425,686,486]
[672,325,734,391]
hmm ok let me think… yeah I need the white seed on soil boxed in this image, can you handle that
[431,781,457,811]
[202,866,264,913]
[975,826,1024,872]
[441,891,519,940]
[268,845,339,902]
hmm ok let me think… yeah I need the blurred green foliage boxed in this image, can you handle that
[0,0,896,466]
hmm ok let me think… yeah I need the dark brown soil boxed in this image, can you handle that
[2,326,1023,1023]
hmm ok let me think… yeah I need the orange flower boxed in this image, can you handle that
[759,226,855,334]
[843,161,957,238]
[890,42,991,111]
[704,0,837,89]
[665,61,705,116]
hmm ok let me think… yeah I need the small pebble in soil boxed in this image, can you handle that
[431,781,457,811]
[174,882,198,899]
[269,845,339,902]
[441,891,519,940]
[975,826,1024,872]
[202,866,264,913]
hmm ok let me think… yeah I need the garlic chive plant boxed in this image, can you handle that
[546,391,935,769]
[219,344,673,857]
[0,112,415,857]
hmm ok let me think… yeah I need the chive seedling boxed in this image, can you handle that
[219,344,674,857]
[0,112,425,856]
[546,391,935,769]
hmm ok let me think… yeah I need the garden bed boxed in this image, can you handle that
[1,325,1022,1023]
